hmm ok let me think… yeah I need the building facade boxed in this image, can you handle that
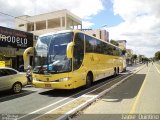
[117,40,127,50]
[0,26,33,70]
[14,9,82,69]
[15,9,82,36]
[126,49,133,66]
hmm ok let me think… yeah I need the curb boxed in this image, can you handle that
[56,65,145,120]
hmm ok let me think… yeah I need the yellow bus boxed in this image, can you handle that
[23,30,124,89]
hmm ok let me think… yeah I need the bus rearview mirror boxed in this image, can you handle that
[67,42,74,58]
[23,47,34,70]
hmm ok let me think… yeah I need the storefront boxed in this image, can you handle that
[0,26,33,70]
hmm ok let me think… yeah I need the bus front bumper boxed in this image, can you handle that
[32,80,75,89]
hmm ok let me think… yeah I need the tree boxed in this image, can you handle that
[110,40,119,46]
[138,55,144,63]
[143,57,150,62]
[155,51,160,60]
[132,54,137,64]
[122,49,126,56]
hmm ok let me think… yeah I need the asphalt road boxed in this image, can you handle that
[0,64,140,119]
[73,63,160,120]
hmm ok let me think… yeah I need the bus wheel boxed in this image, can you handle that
[114,68,117,77]
[85,73,92,88]
[117,67,119,75]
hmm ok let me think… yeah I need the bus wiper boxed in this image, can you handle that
[52,53,57,60]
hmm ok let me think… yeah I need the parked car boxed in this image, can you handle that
[0,67,27,93]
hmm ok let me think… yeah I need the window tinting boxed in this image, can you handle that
[85,35,122,56]
[94,39,101,53]
[0,69,5,77]
[6,69,17,75]
[73,33,84,70]
[0,69,17,77]
[85,35,94,53]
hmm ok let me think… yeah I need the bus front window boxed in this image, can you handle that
[33,32,73,74]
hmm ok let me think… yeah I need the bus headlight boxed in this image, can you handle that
[33,78,38,81]
[59,77,70,82]
[33,78,42,82]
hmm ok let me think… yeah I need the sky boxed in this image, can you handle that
[0,0,160,57]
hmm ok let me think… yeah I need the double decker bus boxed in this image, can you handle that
[23,30,124,89]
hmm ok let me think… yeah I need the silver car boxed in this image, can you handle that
[0,67,27,93]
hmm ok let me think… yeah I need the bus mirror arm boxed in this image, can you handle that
[23,47,34,70]
[66,42,74,59]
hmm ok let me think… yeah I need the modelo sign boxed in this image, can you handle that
[0,26,33,49]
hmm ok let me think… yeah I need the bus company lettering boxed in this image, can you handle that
[0,34,27,47]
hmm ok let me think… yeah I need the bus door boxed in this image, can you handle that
[72,33,86,87]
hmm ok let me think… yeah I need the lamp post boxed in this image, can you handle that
[100,24,107,30]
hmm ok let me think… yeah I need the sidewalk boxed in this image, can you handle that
[73,64,160,120]
[155,62,160,73]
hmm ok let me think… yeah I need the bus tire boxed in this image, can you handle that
[123,67,126,72]
[85,73,93,88]
[117,67,119,75]
[114,68,117,77]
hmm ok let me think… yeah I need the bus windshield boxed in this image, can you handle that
[33,32,73,74]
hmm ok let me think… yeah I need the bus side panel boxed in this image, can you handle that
[84,53,97,81]
[95,54,114,81]
[94,54,123,81]
[68,53,96,88]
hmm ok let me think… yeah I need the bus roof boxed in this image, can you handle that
[39,30,122,50]
[39,30,75,37]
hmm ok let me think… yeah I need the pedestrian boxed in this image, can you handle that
[26,65,32,84]
[19,64,24,72]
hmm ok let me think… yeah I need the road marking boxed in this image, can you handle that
[18,65,143,120]
[129,66,151,114]
[0,87,43,102]
[34,65,145,120]
[32,74,131,120]
[0,90,33,101]
[154,64,160,74]
[17,95,75,120]
[56,65,146,120]
[18,74,127,120]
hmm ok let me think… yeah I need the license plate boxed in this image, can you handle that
[45,84,51,88]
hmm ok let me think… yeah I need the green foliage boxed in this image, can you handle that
[122,50,126,55]
[131,54,137,64]
[132,54,137,60]
[110,39,119,46]
[155,51,160,60]
[138,55,143,62]
[143,57,150,62]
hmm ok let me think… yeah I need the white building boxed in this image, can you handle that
[126,49,134,65]
[117,40,127,50]
[15,9,82,36]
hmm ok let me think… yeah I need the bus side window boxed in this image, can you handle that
[94,39,102,54]
[73,33,84,70]
[85,35,94,53]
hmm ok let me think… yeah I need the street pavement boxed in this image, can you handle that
[73,63,160,120]
[0,63,159,120]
